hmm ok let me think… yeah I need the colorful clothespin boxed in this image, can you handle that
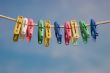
[70,20,80,45]
[38,20,44,44]
[44,20,51,47]
[26,18,34,42]
[20,18,28,39]
[79,20,90,43]
[90,19,98,41]
[54,21,62,44]
[13,16,24,42]
[64,21,72,45]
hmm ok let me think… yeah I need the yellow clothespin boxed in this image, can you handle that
[70,20,80,44]
[13,16,24,42]
[44,20,51,47]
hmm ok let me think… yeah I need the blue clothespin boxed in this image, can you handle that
[90,19,98,41]
[54,21,62,44]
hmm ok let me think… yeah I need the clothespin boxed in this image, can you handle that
[64,21,72,45]
[54,21,62,44]
[38,20,44,44]
[20,18,28,39]
[79,20,90,43]
[70,20,80,45]
[44,20,51,47]
[26,18,34,42]
[13,16,24,42]
[90,19,98,41]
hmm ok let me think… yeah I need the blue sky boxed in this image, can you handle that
[0,0,110,73]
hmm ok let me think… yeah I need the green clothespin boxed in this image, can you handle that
[38,20,44,44]
[79,20,90,43]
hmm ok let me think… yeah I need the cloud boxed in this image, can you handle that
[0,0,110,73]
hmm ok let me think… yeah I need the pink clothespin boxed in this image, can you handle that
[26,18,35,42]
[64,21,72,45]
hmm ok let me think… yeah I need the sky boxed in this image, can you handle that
[0,0,110,73]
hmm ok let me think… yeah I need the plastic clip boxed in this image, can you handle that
[54,21,62,44]
[70,20,80,45]
[26,18,34,42]
[20,18,28,39]
[44,20,51,47]
[13,16,24,42]
[38,20,44,44]
[64,21,72,45]
[90,19,98,41]
[79,20,90,43]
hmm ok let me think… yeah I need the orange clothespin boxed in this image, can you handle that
[13,16,24,42]
[64,21,72,45]
[70,20,80,45]
[44,20,51,47]
[26,18,35,42]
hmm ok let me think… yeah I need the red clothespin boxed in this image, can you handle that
[26,18,35,42]
[64,21,72,45]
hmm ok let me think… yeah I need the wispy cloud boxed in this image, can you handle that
[0,0,110,73]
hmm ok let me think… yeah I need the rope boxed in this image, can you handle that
[0,14,110,28]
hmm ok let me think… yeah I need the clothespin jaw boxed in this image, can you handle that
[64,21,72,45]
[38,20,44,44]
[44,20,51,47]
[90,19,98,41]
[26,18,34,42]
[13,16,24,42]
[79,20,90,43]
[70,20,80,45]
[20,18,28,39]
[54,21,62,44]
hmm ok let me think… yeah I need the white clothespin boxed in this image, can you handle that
[20,18,28,39]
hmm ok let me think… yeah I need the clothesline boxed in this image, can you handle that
[0,14,110,28]
[0,14,110,47]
